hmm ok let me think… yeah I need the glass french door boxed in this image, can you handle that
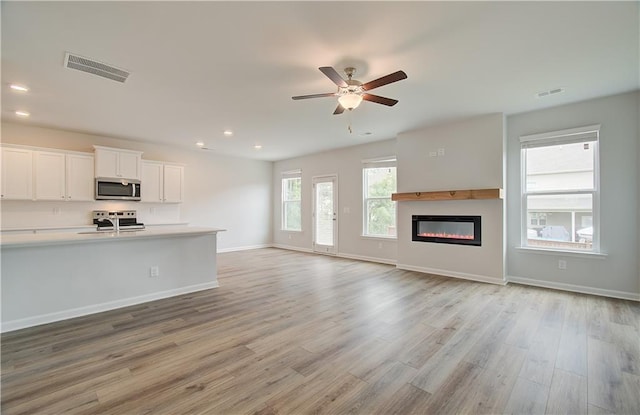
[312,175,337,254]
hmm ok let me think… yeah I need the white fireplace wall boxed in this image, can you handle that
[396,113,506,284]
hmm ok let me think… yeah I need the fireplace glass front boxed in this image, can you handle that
[412,215,481,246]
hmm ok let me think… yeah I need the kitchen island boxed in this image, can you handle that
[1,226,224,332]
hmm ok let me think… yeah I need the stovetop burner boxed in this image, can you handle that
[93,210,145,231]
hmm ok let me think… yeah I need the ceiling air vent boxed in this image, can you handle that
[535,87,565,99]
[64,52,130,83]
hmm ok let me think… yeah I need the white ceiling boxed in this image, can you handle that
[2,1,638,161]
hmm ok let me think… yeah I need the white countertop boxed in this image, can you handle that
[0,226,225,248]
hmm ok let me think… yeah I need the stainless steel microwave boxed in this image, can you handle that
[95,178,141,201]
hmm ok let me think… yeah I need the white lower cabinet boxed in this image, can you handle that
[141,161,183,203]
[34,151,94,201]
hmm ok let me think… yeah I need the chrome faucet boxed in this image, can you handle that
[98,215,120,232]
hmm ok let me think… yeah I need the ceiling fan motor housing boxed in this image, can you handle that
[339,79,364,97]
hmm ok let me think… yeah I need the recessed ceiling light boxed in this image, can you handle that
[15,110,30,117]
[10,84,29,92]
[195,141,204,147]
[254,145,262,150]
[223,130,233,137]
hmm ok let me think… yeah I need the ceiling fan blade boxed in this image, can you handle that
[361,70,407,91]
[319,67,348,88]
[292,92,337,100]
[333,104,345,115]
[362,93,399,106]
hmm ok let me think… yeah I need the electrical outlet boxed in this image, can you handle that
[149,266,160,277]
[53,207,61,215]
[558,260,567,270]
[378,242,383,249]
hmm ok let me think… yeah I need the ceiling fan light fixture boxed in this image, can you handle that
[338,93,363,110]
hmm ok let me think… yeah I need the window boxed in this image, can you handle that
[282,170,301,231]
[363,157,397,237]
[520,125,600,252]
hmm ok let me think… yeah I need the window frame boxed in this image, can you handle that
[362,157,397,239]
[519,124,601,253]
[281,170,302,232]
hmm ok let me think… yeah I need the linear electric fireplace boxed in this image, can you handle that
[412,215,481,246]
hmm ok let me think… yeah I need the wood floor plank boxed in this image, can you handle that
[587,336,623,412]
[518,325,561,386]
[503,377,549,415]
[1,248,638,415]
[371,383,433,415]
[545,368,587,415]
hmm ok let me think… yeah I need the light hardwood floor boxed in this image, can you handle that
[2,248,639,414]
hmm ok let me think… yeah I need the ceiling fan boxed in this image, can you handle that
[292,66,408,115]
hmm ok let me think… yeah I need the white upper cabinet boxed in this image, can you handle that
[141,160,184,203]
[65,153,95,201]
[34,151,66,200]
[34,151,94,201]
[141,161,163,203]
[94,146,142,179]
[163,164,184,203]
[1,147,33,200]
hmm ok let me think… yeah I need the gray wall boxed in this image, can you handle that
[396,113,506,283]
[506,91,639,299]
[272,139,398,263]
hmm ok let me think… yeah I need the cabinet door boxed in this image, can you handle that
[141,161,163,202]
[66,154,94,201]
[94,148,119,178]
[118,152,141,180]
[163,165,184,203]
[1,147,33,200]
[34,151,66,200]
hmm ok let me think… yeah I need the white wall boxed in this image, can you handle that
[396,113,506,284]
[506,91,639,300]
[0,122,273,251]
[273,139,397,264]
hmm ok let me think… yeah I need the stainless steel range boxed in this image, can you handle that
[93,210,145,231]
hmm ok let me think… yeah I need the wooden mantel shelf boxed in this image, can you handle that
[391,188,503,202]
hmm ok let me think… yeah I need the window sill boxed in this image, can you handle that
[361,235,397,241]
[281,229,303,233]
[515,246,607,259]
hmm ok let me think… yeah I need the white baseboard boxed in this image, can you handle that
[1,281,220,333]
[217,244,272,253]
[271,243,313,253]
[273,244,396,265]
[337,252,397,265]
[397,263,506,286]
[507,275,640,301]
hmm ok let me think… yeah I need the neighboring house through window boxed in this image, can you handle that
[520,124,600,252]
[363,157,397,238]
[282,170,302,231]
